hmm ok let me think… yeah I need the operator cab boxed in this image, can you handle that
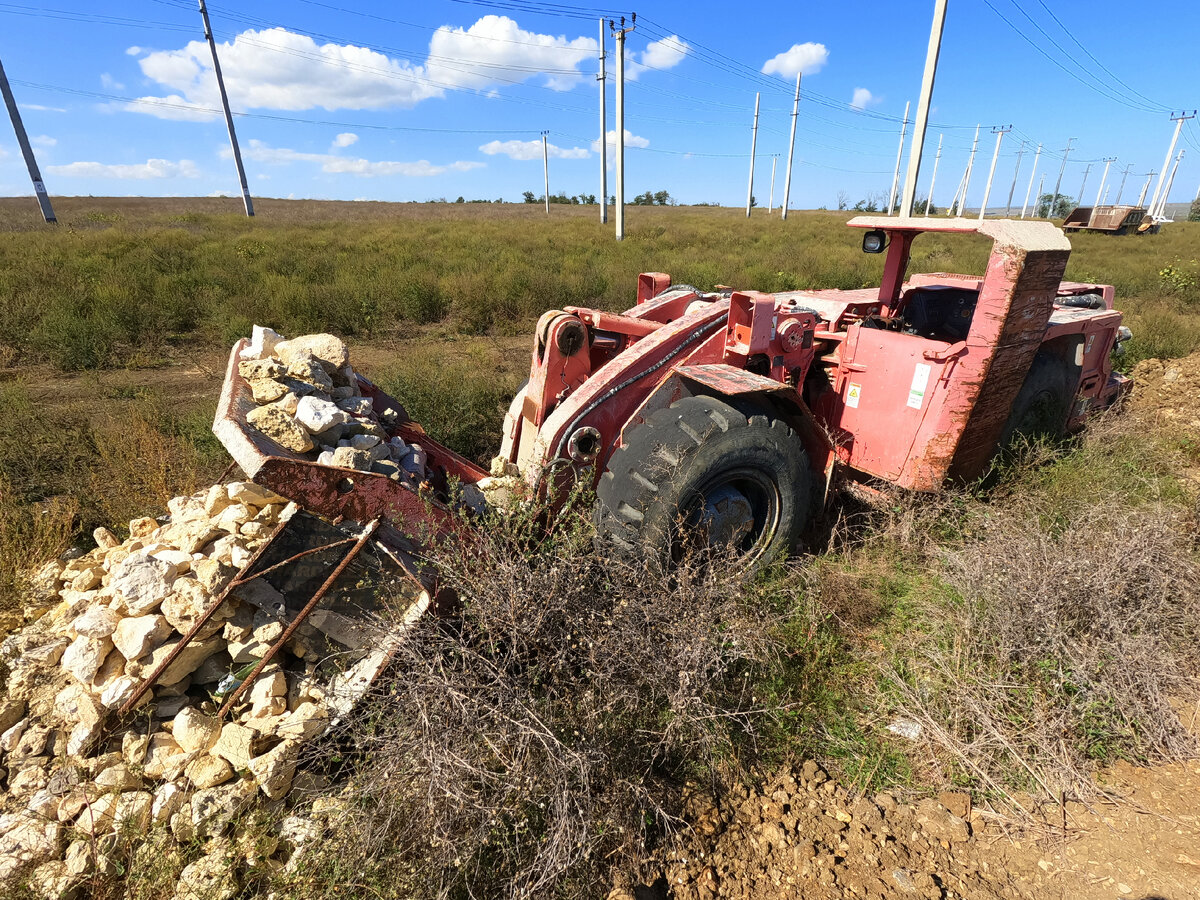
[861,284,980,343]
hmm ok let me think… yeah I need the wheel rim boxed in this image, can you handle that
[675,466,782,561]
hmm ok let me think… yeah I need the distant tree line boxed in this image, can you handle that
[521,190,674,206]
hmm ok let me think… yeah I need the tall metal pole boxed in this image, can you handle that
[977,125,1010,221]
[611,17,634,241]
[1005,139,1026,217]
[1137,171,1156,207]
[1147,111,1195,219]
[1049,136,1075,220]
[900,0,948,218]
[925,133,943,217]
[1115,163,1133,205]
[597,19,607,224]
[1156,148,1185,219]
[1093,158,1115,208]
[542,131,550,214]
[1020,142,1042,218]
[781,74,801,220]
[767,156,777,213]
[0,57,55,223]
[746,92,760,218]
[954,124,980,216]
[1076,162,1092,210]
[887,101,911,215]
[198,0,253,216]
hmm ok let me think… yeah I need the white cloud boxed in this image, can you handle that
[333,132,358,148]
[47,158,200,179]
[32,135,56,148]
[233,139,484,177]
[590,129,650,161]
[426,15,596,92]
[25,104,67,113]
[127,16,601,119]
[100,73,125,91]
[761,42,829,78]
[627,35,689,80]
[850,87,881,110]
[480,139,589,160]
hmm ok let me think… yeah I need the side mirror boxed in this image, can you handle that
[862,229,888,254]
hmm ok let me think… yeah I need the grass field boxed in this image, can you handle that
[2,197,1197,371]
[3,197,1199,896]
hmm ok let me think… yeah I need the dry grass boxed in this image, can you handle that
[861,413,1200,803]
[276,498,789,900]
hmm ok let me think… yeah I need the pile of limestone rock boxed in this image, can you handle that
[238,326,432,484]
[0,479,380,897]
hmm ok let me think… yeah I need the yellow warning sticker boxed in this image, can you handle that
[846,382,862,409]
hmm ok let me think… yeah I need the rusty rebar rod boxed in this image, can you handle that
[217,518,380,718]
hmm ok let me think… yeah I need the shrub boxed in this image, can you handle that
[279,501,785,899]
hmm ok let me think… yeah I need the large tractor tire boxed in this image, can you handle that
[595,395,811,569]
[999,352,1075,449]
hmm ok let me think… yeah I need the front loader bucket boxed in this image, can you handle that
[119,507,430,722]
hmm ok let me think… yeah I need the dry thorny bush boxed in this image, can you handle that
[887,493,1200,805]
[291,501,788,900]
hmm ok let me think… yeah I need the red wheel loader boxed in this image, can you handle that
[215,215,1131,574]
[167,216,1129,711]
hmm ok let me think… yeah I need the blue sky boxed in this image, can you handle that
[2,0,1198,210]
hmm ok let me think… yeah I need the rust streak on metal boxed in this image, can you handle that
[217,518,381,719]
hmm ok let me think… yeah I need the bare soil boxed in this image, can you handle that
[654,738,1200,900]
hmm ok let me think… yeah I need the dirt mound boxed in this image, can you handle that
[1130,352,1200,428]
[651,764,1043,900]
[647,756,1200,900]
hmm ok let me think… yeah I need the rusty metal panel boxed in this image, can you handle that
[944,243,1071,482]
[676,363,794,395]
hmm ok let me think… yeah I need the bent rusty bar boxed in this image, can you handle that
[115,520,356,718]
[217,518,381,719]
[115,517,293,718]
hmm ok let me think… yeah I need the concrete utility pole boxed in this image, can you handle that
[597,19,607,224]
[746,92,760,218]
[1036,173,1046,216]
[767,156,777,213]
[1156,148,1185,219]
[1076,162,1092,210]
[1005,139,1026,217]
[198,0,253,217]
[978,125,1010,221]
[947,167,968,217]
[1115,163,1133,205]
[541,131,550,215]
[781,73,801,220]
[1093,157,1115,208]
[1049,137,1075,221]
[610,16,634,241]
[887,100,911,215]
[1103,185,1111,204]
[1137,171,1156,207]
[954,125,980,216]
[900,0,947,218]
[925,133,943,217]
[1020,142,1042,218]
[1147,111,1195,219]
[0,57,54,223]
